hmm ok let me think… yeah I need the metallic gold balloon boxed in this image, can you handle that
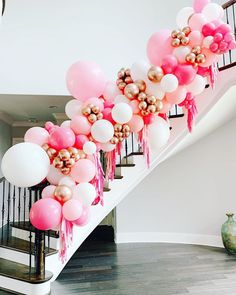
[61,167,71,175]
[139,101,148,110]
[78,150,86,159]
[65,158,75,168]
[74,154,80,162]
[141,110,149,116]
[122,124,130,132]
[124,131,130,138]
[134,80,146,92]
[110,137,119,145]
[116,78,123,85]
[54,185,72,203]
[47,148,57,159]
[96,112,103,120]
[172,38,181,47]
[58,149,71,161]
[186,53,196,64]
[181,37,189,46]
[87,104,95,109]
[118,69,125,78]
[171,30,180,38]
[82,107,91,116]
[42,143,49,151]
[118,137,123,142]
[92,106,100,114]
[125,69,131,76]
[177,31,185,39]
[114,132,120,137]
[192,46,201,55]
[114,123,123,132]
[138,92,147,101]
[125,76,133,84]
[118,82,126,90]
[182,26,191,36]
[118,132,123,138]
[68,147,79,158]
[147,105,156,114]
[53,157,64,169]
[147,95,156,105]
[147,66,164,83]
[196,54,206,64]
[156,100,164,112]
[88,114,97,123]
[124,83,140,99]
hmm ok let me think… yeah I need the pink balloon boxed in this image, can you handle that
[214,33,223,43]
[159,99,172,114]
[24,127,49,146]
[42,185,56,199]
[103,81,121,102]
[70,115,91,135]
[147,30,173,66]
[74,134,89,149]
[129,100,140,114]
[202,48,218,66]
[174,65,196,85]
[49,127,75,150]
[45,122,56,133]
[202,23,216,37]
[219,41,228,52]
[70,159,96,183]
[193,0,210,13]
[102,107,115,123]
[209,42,219,53]
[143,114,155,125]
[66,61,107,102]
[189,31,203,47]
[189,13,207,31]
[30,199,62,230]
[166,87,187,104]
[229,40,236,50]
[161,55,178,74]
[224,33,234,42]
[62,199,83,221]
[73,206,90,226]
[128,115,144,133]
[85,97,104,111]
[215,24,231,35]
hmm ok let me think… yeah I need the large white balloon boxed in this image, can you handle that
[73,183,96,206]
[173,46,191,63]
[148,117,170,150]
[111,103,133,124]
[130,60,150,81]
[176,7,194,28]
[160,74,179,93]
[60,120,71,128]
[91,119,114,143]
[99,142,116,152]
[83,141,97,155]
[103,81,121,102]
[186,74,206,95]
[146,81,165,100]
[65,99,82,119]
[202,3,224,22]
[1,143,50,187]
[202,36,214,49]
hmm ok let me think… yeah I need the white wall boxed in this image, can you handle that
[115,116,236,246]
[0,120,12,177]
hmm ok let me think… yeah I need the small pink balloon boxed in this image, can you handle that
[70,115,91,135]
[219,41,229,52]
[214,33,223,43]
[193,0,210,13]
[161,55,178,74]
[73,206,90,226]
[70,159,96,183]
[74,134,89,149]
[129,100,140,114]
[49,127,75,150]
[103,81,121,102]
[147,30,173,66]
[229,40,236,50]
[159,99,172,114]
[174,65,196,85]
[224,33,234,43]
[189,31,204,47]
[66,61,107,102]
[128,115,144,133]
[45,122,55,133]
[85,97,104,111]
[30,198,62,230]
[209,42,219,53]
[24,127,49,146]
[188,13,207,31]
[202,23,216,37]
[62,199,83,221]
[143,114,155,125]
[42,185,56,199]
[215,24,231,35]
[102,107,115,123]
[166,87,187,105]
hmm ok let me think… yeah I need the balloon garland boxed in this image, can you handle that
[1,0,236,262]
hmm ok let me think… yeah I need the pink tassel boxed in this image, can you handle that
[209,62,218,89]
[138,125,150,168]
[59,218,74,263]
[105,149,116,181]
[179,92,198,133]
[91,152,105,206]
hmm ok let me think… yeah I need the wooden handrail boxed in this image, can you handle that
[222,0,236,9]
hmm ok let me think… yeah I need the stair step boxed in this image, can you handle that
[11,222,59,238]
[0,257,53,284]
[124,151,143,158]
[103,187,111,192]
[116,163,135,167]
[114,175,123,179]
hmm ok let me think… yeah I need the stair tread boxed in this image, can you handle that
[124,152,143,158]
[11,221,59,238]
[114,175,123,179]
[116,163,135,167]
[0,257,53,284]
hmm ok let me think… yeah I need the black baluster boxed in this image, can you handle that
[7,183,11,227]
[125,139,128,164]
[29,189,33,275]
[12,186,16,225]
[18,187,21,224]
[1,179,5,229]
[23,188,26,224]
[131,133,134,153]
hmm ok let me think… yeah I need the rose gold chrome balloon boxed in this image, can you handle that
[54,185,72,203]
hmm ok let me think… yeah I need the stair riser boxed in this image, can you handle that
[0,247,35,266]
[0,275,50,295]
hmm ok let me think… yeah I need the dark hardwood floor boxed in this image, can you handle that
[50,242,236,295]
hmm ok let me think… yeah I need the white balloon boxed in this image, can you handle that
[83,141,97,155]
[146,81,165,100]
[47,165,64,185]
[99,142,116,152]
[202,3,224,22]
[148,117,170,150]
[176,7,194,28]
[65,99,82,119]
[73,183,96,206]
[160,74,179,93]
[202,36,214,49]
[91,119,114,143]
[173,46,191,63]
[1,143,50,187]
[114,95,130,105]
[103,81,121,102]
[111,103,133,124]
[186,74,206,95]
[61,120,71,128]
[130,60,150,81]
[59,176,75,187]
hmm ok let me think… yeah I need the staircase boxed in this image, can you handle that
[0,1,236,294]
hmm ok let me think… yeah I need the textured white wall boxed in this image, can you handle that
[115,116,236,245]
[0,120,12,177]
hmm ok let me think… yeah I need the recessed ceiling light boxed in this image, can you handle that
[49,105,58,109]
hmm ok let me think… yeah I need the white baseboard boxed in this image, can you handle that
[115,232,223,248]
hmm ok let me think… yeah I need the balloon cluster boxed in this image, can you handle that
[186,46,206,66]
[82,104,103,123]
[110,123,131,144]
[116,68,133,91]
[171,26,191,47]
